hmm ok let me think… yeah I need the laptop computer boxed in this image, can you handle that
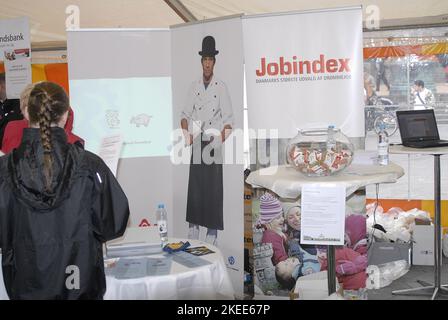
[396,109,448,148]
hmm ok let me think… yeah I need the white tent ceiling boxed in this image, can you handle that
[0,0,447,44]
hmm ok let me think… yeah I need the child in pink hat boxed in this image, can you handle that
[258,193,288,266]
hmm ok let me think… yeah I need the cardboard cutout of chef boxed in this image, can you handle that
[180,35,234,245]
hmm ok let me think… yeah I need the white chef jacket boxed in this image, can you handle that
[181,76,234,141]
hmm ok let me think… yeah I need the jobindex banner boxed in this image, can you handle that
[243,7,364,138]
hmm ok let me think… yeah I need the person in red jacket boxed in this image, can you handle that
[318,214,368,290]
[319,246,367,290]
[1,83,84,154]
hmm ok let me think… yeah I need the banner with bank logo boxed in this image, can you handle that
[0,17,32,99]
[243,7,364,138]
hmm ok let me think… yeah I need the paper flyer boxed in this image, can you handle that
[185,246,215,256]
[98,134,124,177]
[300,184,346,245]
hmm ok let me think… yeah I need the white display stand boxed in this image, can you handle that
[390,145,448,300]
[247,162,404,294]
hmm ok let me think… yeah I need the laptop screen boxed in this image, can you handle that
[396,109,440,142]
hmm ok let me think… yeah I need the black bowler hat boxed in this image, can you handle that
[198,36,219,56]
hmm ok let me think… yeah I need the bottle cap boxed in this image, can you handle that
[328,125,335,129]
[158,204,164,209]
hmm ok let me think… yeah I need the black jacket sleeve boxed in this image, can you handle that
[91,162,130,243]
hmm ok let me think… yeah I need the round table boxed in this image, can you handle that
[246,163,404,199]
[390,145,448,300]
[104,239,234,300]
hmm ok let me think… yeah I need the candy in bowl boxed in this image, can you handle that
[286,127,354,177]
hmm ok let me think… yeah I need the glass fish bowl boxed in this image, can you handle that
[286,127,354,177]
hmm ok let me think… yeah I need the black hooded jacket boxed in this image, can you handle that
[0,127,129,299]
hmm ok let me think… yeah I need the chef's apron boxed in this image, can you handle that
[186,134,223,230]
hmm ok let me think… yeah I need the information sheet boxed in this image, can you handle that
[98,134,123,176]
[300,184,346,245]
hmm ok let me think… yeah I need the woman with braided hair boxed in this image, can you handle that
[0,81,129,299]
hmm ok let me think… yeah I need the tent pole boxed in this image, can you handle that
[164,0,197,22]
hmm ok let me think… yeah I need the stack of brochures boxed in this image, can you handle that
[106,242,163,258]
[109,257,173,279]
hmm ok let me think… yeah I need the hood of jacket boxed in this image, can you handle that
[8,127,81,211]
[65,107,74,133]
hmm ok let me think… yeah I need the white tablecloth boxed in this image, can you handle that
[246,163,404,199]
[0,239,234,300]
[104,239,234,300]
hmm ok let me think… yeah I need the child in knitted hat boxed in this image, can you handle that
[258,193,288,266]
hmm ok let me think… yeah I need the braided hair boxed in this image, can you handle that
[27,82,69,191]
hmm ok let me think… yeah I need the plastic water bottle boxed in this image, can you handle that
[377,124,389,166]
[156,204,168,247]
[326,125,336,151]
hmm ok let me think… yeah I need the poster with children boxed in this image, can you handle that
[251,191,368,299]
